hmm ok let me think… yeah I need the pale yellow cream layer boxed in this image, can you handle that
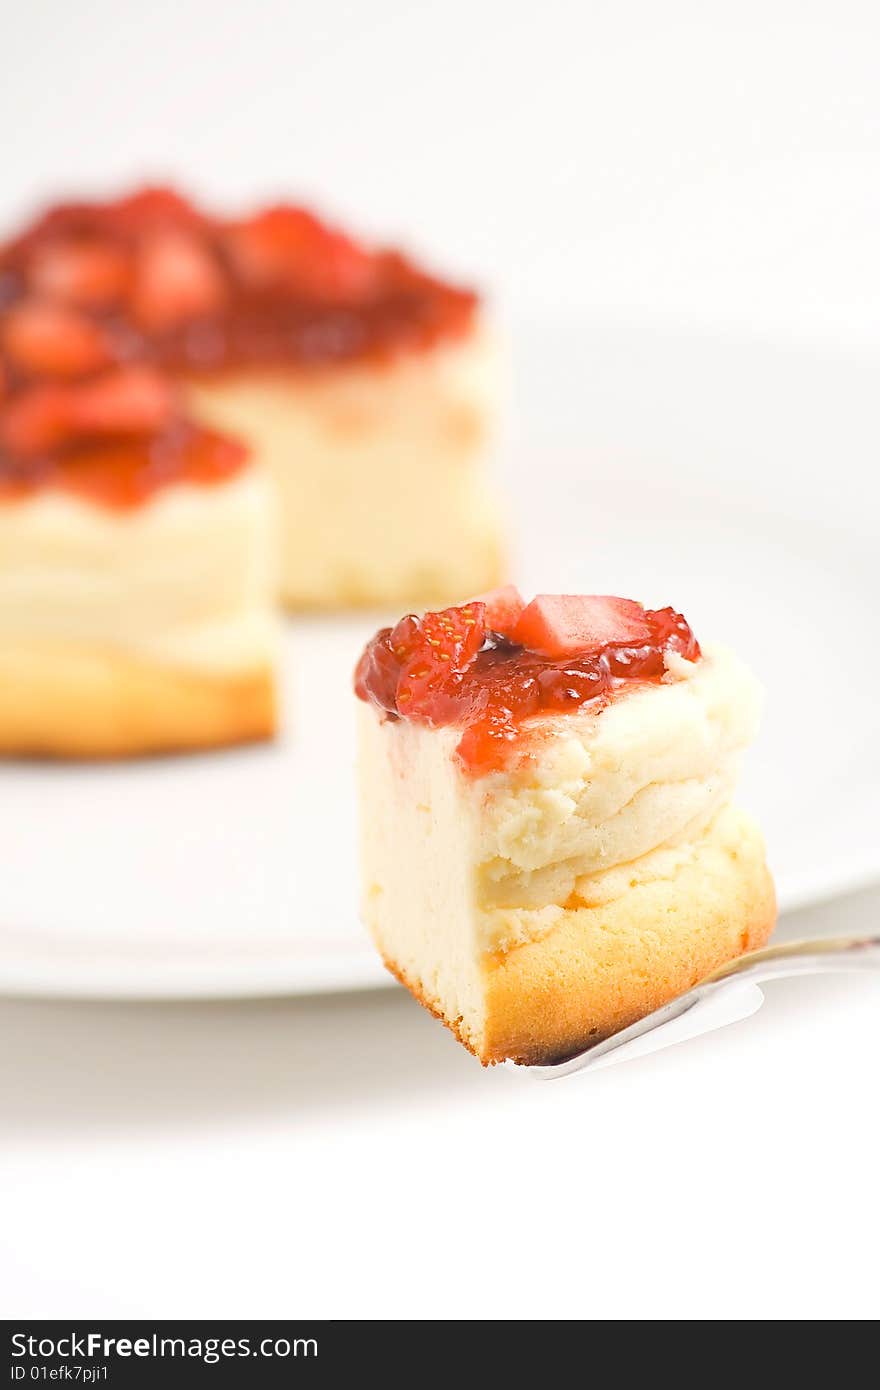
[186,327,503,608]
[0,471,277,672]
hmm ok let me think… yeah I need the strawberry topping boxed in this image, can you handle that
[1,385,72,455]
[356,603,487,726]
[29,239,130,307]
[223,207,376,302]
[0,185,477,506]
[471,584,525,634]
[0,367,175,457]
[105,187,203,233]
[355,594,701,773]
[130,231,226,331]
[511,594,651,657]
[67,365,176,438]
[2,300,114,378]
[0,187,475,375]
[0,422,246,509]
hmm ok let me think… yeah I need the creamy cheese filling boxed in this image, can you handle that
[186,327,502,606]
[472,643,760,905]
[364,643,761,960]
[0,471,277,673]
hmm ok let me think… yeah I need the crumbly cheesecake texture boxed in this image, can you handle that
[356,591,776,1064]
[0,187,501,607]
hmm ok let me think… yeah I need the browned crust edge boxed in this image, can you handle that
[378,949,487,1061]
[376,820,777,1068]
[0,646,277,758]
[483,865,777,1067]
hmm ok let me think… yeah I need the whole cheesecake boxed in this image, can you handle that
[354,589,776,1065]
[0,188,502,611]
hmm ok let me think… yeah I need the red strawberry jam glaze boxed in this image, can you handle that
[354,594,701,775]
[0,362,248,510]
[0,420,247,509]
[0,187,477,508]
[0,187,478,377]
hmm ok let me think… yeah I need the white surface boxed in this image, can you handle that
[2,885,879,1320]
[1,317,878,999]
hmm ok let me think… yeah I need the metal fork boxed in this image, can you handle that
[517,934,880,1078]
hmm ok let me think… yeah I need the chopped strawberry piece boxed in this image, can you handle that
[130,231,226,330]
[70,366,176,437]
[108,187,202,232]
[511,595,652,658]
[355,602,487,723]
[0,385,73,455]
[0,367,176,457]
[224,206,375,301]
[2,300,114,378]
[638,607,701,665]
[29,239,130,306]
[353,632,404,717]
[394,602,487,720]
[471,584,525,636]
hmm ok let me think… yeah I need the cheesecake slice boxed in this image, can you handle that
[0,364,276,757]
[355,589,776,1065]
[1,188,502,610]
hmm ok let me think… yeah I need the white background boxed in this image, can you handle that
[2,0,880,346]
[2,1,880,1322]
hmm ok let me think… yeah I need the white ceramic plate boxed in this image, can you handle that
[1,316,878,997]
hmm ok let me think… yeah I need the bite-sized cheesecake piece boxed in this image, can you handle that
[1,188,502,608]
[355,589,776,1065]
[0,364,277,757]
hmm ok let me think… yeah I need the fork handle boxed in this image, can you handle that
[703,933,880,989]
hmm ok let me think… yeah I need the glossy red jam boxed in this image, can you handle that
[0,421,248,509]
[0,186,477,508]
[354,596,701,774]
[0,187,477,376]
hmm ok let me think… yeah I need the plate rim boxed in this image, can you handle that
[2,859,878,1001]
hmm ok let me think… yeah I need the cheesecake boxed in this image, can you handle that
[1,187,502,611]
[0,364,276,757]
[355,589,776,1065]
